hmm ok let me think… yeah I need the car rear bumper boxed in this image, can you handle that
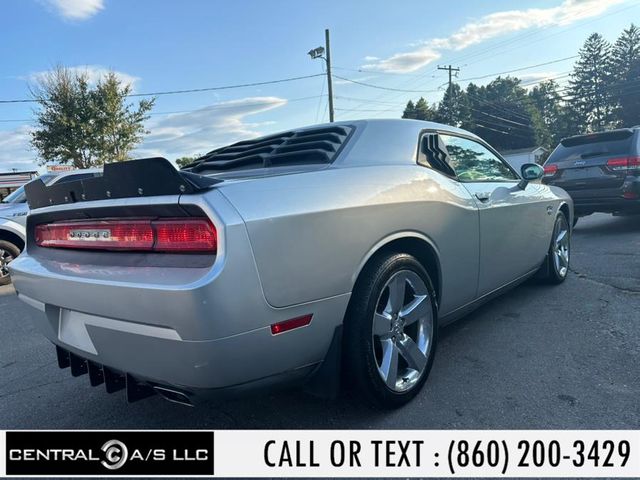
[557,177,640,215]
[9,193,350,402]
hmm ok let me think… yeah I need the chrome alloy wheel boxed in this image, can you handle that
[553,216,570,278]
[0,248,14,279]
[372,270,433,392]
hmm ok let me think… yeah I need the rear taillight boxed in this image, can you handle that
[543,164,558,176]
[607,156,640,171]
[35,218,217,253]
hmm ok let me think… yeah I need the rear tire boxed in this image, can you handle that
[0,240,20,286]
[343,252,438,408]
[542,212,571,284]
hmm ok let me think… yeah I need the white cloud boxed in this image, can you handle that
[27,65,139,90]
[0,97,288,171]
[362,0,627,73]
[41,0,104,20]
[0,126,38,172]
[519,71,559,82]
[134,97,288,159]
[362,48,441,74]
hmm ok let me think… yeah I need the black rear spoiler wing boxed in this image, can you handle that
[25,157,220,210]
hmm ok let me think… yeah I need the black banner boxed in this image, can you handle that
[6,431,214,476]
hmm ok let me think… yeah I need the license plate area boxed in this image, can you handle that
[562,167,602,180]
[58,309,98,355]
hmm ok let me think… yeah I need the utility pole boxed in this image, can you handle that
[324,29,335,122]
[438,65,460,125]
[308,29,335,123]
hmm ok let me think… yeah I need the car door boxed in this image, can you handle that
[438,133,551,297]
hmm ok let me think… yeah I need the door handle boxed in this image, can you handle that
[475,192,491,202]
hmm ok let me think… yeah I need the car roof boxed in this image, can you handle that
[304,118,484,167]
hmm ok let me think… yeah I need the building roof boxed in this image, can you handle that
[0,171,38,189]
[501,146,548,156]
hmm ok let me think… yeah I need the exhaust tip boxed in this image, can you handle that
[153,386,193,407]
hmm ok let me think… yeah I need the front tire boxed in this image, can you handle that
[0,240,20,286]
[344,252,438,408]
[542,212,571,284]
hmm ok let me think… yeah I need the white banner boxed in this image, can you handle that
[214,430,640,478]
[1,429,638,477]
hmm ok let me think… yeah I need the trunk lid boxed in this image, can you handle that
[544,129,637,191]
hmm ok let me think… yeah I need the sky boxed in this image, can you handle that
[1,0,639,172]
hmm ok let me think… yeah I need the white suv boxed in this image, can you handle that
[0,169,102,285]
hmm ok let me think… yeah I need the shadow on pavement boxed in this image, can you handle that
[575,214,640,235]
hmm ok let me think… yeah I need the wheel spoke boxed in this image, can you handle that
[379,339,399,388]
[397,335,427,372]
[373,312,392,337]
[400,294,429,326]
[386,274,406,314]
[556,229,567,245]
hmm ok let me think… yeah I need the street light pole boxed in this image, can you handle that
[324,29,335,123]
[308,29,335,123]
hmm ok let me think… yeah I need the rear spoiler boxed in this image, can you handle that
[25,157,221,210]
[560,129,634,147]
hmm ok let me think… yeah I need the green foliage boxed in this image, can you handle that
[528,80,572,146]
[568,33,615,132]
[436,83,472,128]
[400,24,640,151]
[175,155,201,168]
[402,97,438,121]
[467,77,547,151]
[30,66,155,169]
[610,24,640,126]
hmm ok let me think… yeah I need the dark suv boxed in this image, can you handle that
[543,127,640,225]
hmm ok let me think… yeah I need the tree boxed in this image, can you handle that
[610,24,640,126]
[402,100,417,119]
[175,155,200,168]
[568,33,615,132]
[436,83,472,128]
[528,80,573,146]
[414,97,438,121]
[30,66,155,169]
[402,98,438,121]
[465,77,546,151]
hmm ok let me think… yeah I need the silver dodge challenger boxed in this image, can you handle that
[10,119,572,408]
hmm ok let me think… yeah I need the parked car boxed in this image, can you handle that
[542,127,640,226]
[10,119,573,408]
[0,169,101,285]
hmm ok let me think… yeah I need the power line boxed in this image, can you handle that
[0,73,325,105]
[343,2,640,115]
[458,56,578,82]
[0,95,326,124]
[332,74,441,93]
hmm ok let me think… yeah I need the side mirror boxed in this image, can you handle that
[518,163,544,189]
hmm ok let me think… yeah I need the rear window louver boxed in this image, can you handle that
[182,125,353,173]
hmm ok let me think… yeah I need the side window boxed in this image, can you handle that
[440,134,518,182]
[55,173,100,185]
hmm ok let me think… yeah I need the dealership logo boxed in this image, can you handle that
[101,439,129,470]
[6,431,214,476]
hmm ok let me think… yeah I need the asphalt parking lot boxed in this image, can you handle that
[0,213,638,429]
